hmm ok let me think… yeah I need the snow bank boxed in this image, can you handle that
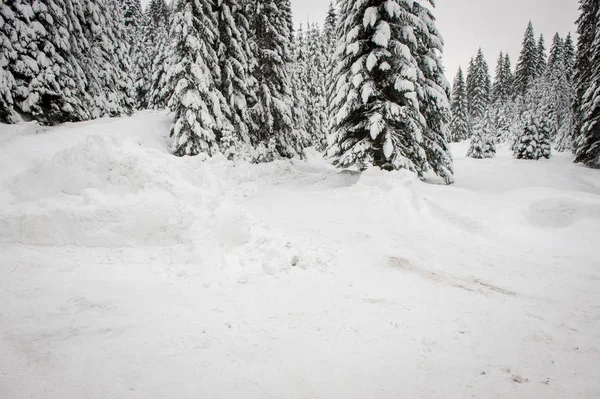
[0,115,306,282]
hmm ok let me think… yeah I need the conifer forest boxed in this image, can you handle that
[1,1,599,397]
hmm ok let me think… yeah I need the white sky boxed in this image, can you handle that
[143,0,580,82]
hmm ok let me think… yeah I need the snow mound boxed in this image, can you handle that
[0,133,303,281]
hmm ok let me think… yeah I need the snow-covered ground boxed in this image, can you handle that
[1,112,599,399]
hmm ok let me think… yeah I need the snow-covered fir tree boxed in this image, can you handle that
[563,33,576,79]
[214,0,257,156]
[548,33,564,69]
[536,34,547,77]
[250,0,304,160]
[450,68,470,142]
[0,0,93,124]
[411,1,454,183]
[503,54,515,100]
[132,12,154,109]
[515,21,539,97]
[466,57,476,118]
[467,111,496,159]
[166,0,230,157]
[513,112,551,160]
[469,48,491,121]
[323,2,337,57]
[574,0,600,167]
[147,22,172,110]
[544,33,576,151]
[83,0,135,118]
[303,22,328,149]
[327,0,453,183]
[123,0,142,28]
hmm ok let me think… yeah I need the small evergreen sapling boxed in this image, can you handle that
[467,112,496,159]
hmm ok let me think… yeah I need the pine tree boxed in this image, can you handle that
[450,67,470,142]
[411,1,454,183]
[214,0,257,156]
[574,0,600,167]
[503,54,514,99]
[132,12,153,109]
[563,33,576,79]
[467,111,496,159]
[466,57,476,118]
[327,0,453,183]
[323,2,337,54]
[514,112,551,160]
[149,0,170,27]
[123,0,142,29]
[250,0,303,160]
[536,34,547,77]
[469,48,491,120]
[167,0,229,157]
[548,33,564,69]
[147,23,171,110]
[82,0,135,118]
[492,52,505,103]
[515,21,539,97]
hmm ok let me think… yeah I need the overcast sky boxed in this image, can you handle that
[292,0,579,82]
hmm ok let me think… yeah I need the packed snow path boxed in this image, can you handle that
[1,113,599,398]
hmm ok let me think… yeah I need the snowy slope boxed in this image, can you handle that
[1,112,599,399]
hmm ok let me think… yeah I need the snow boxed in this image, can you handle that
[1,114,600,398]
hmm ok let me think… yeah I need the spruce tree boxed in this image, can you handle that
[514,112,551,160]
[214,0,257,155]
[503,54,514,99]
[466,57,476,118]
[411,1,454,183]
[147,25,171,110]
[167,0,229,157]
[492,52,505,104]
[328,0,453,183]
[563,33,576,79]
[470,48,491,121]
[250,0,303,160]
[82,0,135,118]
[123,0,142,29]
[467,111,496,159]
[548,33,564,69]
[323,2,337,55]
[574,0,600,167]
[450,68,470,142]
[536,34,547,77]
[515,21,538,97]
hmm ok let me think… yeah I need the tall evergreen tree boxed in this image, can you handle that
[574,0,600,167]
[250,0,303,159]
[214,0,257,155]
[123,0,142,29]
[467,110,496,159]
[323,2,337,54]
[563,33,576,79]
[470,48,491,120]
[450,68,470,142]
[492,52,505,103]
[327,0,453,183]
[166,0,229,157]
[466,57,476,118]
[548,33,564,69]
[411,1,454,183]
[536,34,547,77]
[503,54,514,100]
[515,21,538,96]
[0,0,94,124]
